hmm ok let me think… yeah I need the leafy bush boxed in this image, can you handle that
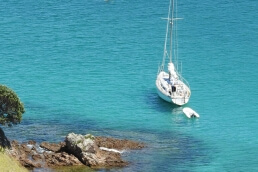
[0,85,25,126]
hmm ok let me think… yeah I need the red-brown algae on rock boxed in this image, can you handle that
[40,142,65,152]
[95,136,145,150]
[6,133,145,170]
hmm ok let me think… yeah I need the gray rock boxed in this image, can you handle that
[65,133,127,167]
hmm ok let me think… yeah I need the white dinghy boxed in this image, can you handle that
[183,107,200,118]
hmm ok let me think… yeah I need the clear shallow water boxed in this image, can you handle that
[1,0,258,171]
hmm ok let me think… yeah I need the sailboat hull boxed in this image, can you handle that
[156,86,173,103]
[156,71,190,106]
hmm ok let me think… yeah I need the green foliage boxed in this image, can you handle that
[84,134,95,140]
[0,152,28,172]
[0,85,25,126]
[76,139,82,144]
[0,146,5,153]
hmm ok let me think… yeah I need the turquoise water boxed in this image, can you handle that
[1,0,258,171]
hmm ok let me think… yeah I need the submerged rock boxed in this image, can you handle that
[95,136,145,150]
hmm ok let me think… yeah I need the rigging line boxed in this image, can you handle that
[162,0,172,70]
[174,0,183,73]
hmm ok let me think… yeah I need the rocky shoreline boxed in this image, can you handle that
[6,133,144,170]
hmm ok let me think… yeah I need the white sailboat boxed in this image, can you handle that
[156,0,191,106]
